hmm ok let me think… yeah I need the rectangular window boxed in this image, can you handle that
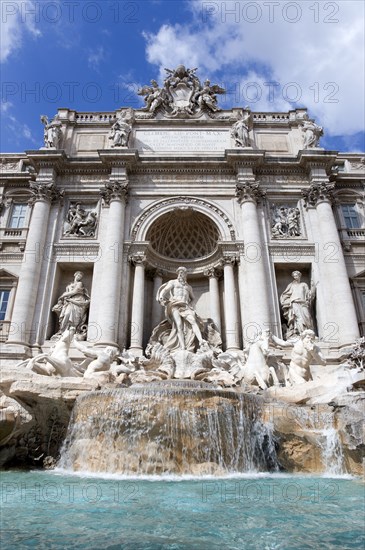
[0,290,10,321]
[9,204,27,229]
[341,204,360,229]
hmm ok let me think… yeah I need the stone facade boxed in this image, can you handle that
[1,67,364,362]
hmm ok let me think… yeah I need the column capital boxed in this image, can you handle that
[301,182,335,208]
[128,253,147,267]
[235,181,266,204]
[222,255,237,266]
[204,266,222,279]
[28,181,64,205]
[100,181,128,205]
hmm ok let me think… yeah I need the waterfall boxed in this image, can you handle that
[58,381,279,475]
[320,427,346,475]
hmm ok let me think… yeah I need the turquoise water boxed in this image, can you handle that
[1,471,364,549]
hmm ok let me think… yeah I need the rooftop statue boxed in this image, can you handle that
[137,65,225,118]
[108,108,134,147]
[301,116,324,148]
[231,107,253,147]
[40,114,62,149]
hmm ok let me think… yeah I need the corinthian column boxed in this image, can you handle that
[204,267,222,333]
[302,169,360,345]
[235,167,271,341]
[96,177,128,346]
[7,175,63,353]
[222,256,240,351]
[151,270,163,330]
[129,254,146,355]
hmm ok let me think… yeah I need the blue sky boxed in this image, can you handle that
[1,0,364,153]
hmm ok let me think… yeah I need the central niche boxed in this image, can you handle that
[147,208,219,259]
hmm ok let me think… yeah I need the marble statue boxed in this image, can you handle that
[287,329,326,385]
[193,80,224,113]
[136,66,225,118]
[64,203,98,238]
[280,271,315,339]
[231,107,252,147]
[156,267,206,352]
[73,340,119,379]
[52,271,90,339]
[241,330,285,389]
[271,205,301,238]
[19,327,82,377]
[301,118,323,149]
[40,115,62,148]
[109,109,134,147]
[137,80,168,114]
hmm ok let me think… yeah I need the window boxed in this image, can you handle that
[9,203,27,228]
[341,204,360,229]
[0,290,10,321]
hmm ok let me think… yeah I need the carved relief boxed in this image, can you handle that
[63,203,98,238]
[271,205,301,238]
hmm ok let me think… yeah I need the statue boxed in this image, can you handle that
[231,107,252,147]
[287,329,326,385]
[109,109,133,147]
[73,340,119,379]
[137,80,168,114]
[64,203,98,238]
[136,66,225,118]
[52,271,90,339]
[280,271,315,339]
[156,267,206,352]
[193,79,224,113]
[40,115,62,148]
[18,327,82,377]
[241,330,286,389]
[301,118,323,149]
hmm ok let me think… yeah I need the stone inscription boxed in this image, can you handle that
[134,130,231,152]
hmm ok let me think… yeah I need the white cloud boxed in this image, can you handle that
[1,100,13,113]
[87,46,105,71]
[0,0,41,62]
[143,0,365,138]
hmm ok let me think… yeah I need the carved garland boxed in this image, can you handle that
[131,196,236,241]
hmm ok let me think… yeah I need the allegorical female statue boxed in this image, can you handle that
[280,271,315,339]
[52,271,90,339]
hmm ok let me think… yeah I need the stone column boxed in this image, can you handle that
[129,254,146,355]
[97,177,128,346]
[302,172,360,345]
[151,270,163,330]
[7,176,62,352]
[235,169,271,341]
[223,257,240,351]
[204,267,222,332]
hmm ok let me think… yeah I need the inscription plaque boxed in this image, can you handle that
[134,129,231,152]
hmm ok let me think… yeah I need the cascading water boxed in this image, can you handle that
[319,427,346,475]
[58,381,279,475]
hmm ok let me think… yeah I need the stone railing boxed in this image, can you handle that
[0,227,28,240]
[347,228,365,239]
[75,113,117,123]
[0,320,11,342]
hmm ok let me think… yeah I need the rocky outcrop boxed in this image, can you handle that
[0,365,363,476]
[0,366,98,468]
